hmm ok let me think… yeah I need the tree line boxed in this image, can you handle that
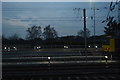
[2,24,94,46]
[3,25,91,41]
[2,20,120,46]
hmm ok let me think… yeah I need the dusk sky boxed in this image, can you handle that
[2,2,118,39]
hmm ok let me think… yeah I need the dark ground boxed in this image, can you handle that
[2,49,120,80]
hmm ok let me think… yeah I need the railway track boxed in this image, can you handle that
[2,51,120,80]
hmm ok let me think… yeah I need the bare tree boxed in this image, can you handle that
[2,35,7,40]
[77,28,90,38]
[43,25,58,40]
[104,20,120,38]
[26,26,42,40]
[9,33,20,40]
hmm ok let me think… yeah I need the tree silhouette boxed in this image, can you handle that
[77,28,90,38]
[2,35,7,40]
[8,33,20,40]
[104,20,120,38]
[43,25,58,40]
[26,26,42,40]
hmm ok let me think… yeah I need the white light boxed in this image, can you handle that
[4,47,7,49]
[105,56,108,59]
[14,47,17,50]
[66,46,68,48]
[48,57,50,60]
[37,47,39,49]
[95,46,98,48]
[36,46,41,49]
[82,17,89,19]
[64,46,68,49]
[88,45,91,48]
[86,17,88,18]
[39,46,41,48]
[8,47,10,51]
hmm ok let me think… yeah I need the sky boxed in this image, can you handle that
[2,2,118,39]
[0,2,1,37]
[1,0,119,2]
